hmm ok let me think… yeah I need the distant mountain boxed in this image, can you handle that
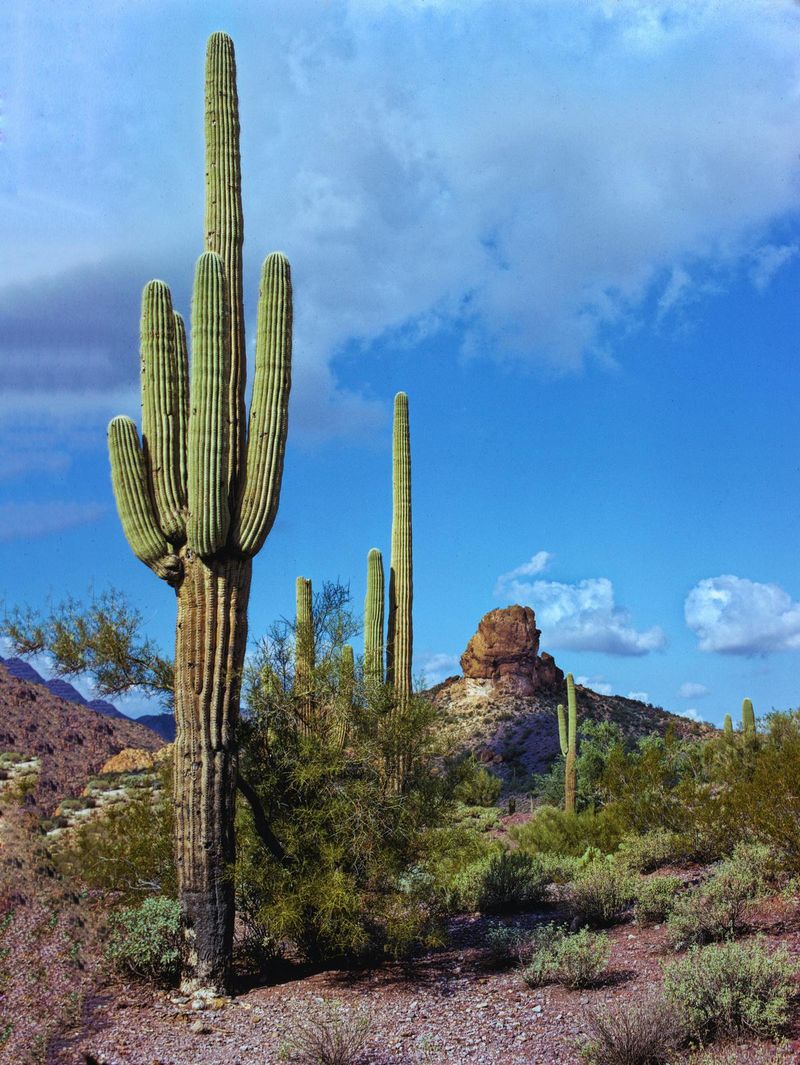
[134,713,176,742]
[86,698,128,720]
[1,656,47,686]
[0,661,164,811]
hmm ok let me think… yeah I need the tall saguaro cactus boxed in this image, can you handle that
[108,33,292,994]
[386,393,413,697]
[557,673,578,813]
[723,714,733,736]
[742,697,756,739]
[364,548,385,685]
[295,577,315,734]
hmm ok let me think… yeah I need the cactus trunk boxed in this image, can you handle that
[386,392,413,697]
[560,673,578,814]
[723,713,733,735]
[173,554,251,993]
[364,548,385,685]
[295,577,315,735]
[742,698,756,739]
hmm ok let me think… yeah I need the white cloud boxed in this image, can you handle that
[0,501,107,542]
[497,569,666,656]
[576,675,614,697]
[679,681,709,699]
[749,243,799,292]
[684,707,703,722]
[627,691,649,702]
[494,551,553,595]
[417,651,460,686]
[685,575,800,655]
[2,0,799,458]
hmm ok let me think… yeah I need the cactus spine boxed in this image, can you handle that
[558,673,578,813]
[295,577,315,734]
[386,393,413,697]
[364,548,385,685]
[107,33,291,994]
[742,698,756,739]
[723,713,733,735]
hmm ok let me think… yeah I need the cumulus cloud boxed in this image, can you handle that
[679,681,710,699]
[685,575,800,655]
[496,566,666,656]
[417,651,460,686]
[575,675,614,697]
[627,691,650,702]
[2,0,799,462]
[749,243,799,292]
[494,551,553,594]
[0,501,107,542]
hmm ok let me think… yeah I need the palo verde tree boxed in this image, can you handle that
[107,33,291,994]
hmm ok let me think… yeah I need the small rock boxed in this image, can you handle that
[189,1019,211,1035]
[532,1005,542,1014]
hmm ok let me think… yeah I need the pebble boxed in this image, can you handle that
[189,1019,211,1035]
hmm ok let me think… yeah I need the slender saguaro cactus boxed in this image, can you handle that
[108,33,292,994]
[723,713,733,736]
[333,643,355,750]
[386,393,412,697]
[364,548,385,685]
[742,698,756,739]
[557,673,578,814]
[295,577,315,734]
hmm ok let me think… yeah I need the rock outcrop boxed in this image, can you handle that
[460,605,563,695]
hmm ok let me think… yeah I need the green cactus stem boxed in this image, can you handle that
[107,32,292,995]
[559,673,578,814]
[386,392,412,698]
[742,698,756,739]
[364,548,385,685]
[333,643,355,750]
[723,713,733,735]
[295,577,315,734]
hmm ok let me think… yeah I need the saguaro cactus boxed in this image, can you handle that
[557,673,578,813]
[108,33,292,994]
[295,577,315,734]
[742,698,756,739]
[386,393,413,697]
[723,713,733,736]
[364,548,385,685]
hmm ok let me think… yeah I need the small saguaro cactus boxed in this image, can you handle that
[557,673,578,814]
[295,577,315,734]
[723,713,733,736]
[742,697,756,739]
[107,32,292,994]
[386,392,413,698]
[364,548,385,685]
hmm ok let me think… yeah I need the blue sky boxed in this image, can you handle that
[1,0,800,725]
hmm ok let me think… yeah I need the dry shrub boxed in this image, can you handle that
[281,1000,372,1065]
[582,992,685,1065]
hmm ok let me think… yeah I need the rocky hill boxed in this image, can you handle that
[0,662,164,812]
[431,605,711,791]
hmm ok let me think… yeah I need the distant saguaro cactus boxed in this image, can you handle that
[108,32,292,994]
[558,673,578,814]
[742,698,756,739]
[364,548,385,685]
[723,713,733,736]
[295,577,315,733]
[386,393,413,697]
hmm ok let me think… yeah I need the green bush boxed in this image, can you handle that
[483,922,537,967]
[511,805,624,858]
[106,896,182,985]
[667,854,766,947]
[452,850,550,914]
[662,939,795,1041]
[451,758,502,807]
[615,829,684,873]
[633,876,682,926]
[569,863,636,928]
[522,925,610,990]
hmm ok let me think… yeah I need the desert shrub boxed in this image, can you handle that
[483,922,538,967]
[451,850,550,914]
[531,720,626,811]
[57,761,175,903]
[522,925,610,990]
[633,876,683,926]
[511,805,624,858]
[280,1000,372,1065]
[662,939,794,1041]
[582,991,686,1065]
[532,851,583,884]
[667,854,766,947]
[615,830,684,873]
[451,756,502,807]
[106,896,182,985]
[570,863,637,927]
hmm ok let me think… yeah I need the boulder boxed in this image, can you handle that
[460,605,562,694]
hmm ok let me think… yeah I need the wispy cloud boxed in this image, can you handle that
[749,242,799,292]
[417,651,460,686]
[494,551,553,595]
[0,501,107,542]
[627,690,649,702]
[576,675,614,697]
[685,575,800,655]
[679,681,709,699]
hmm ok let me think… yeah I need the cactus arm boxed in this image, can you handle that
[140,281,186,543]
[108,416,180,582]
[204,31,245,498]
[186,252,231,558]
[364,548,385,685]
[386,392,412,696]
[174,310,189,494]
[557,703,568,757]
[231,253,292,557]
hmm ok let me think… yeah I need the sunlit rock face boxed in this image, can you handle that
[460,605,563,696]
